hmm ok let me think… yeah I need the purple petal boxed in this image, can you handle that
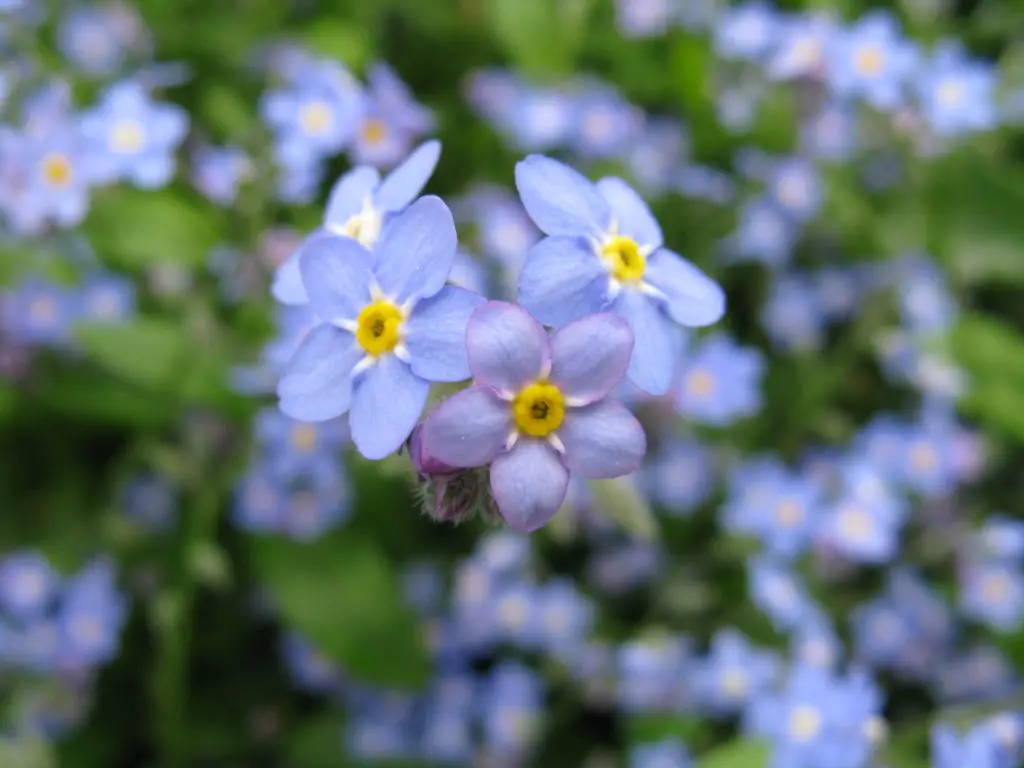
[323,166,380,231]
[271,250,309,306]
[277,324,362,421]
[490,439,569,532]
[514,155,611,238]
[422,385,512,468]
[298,232,374,321]
[596,177,663,250]
[549,313,633,404]
[559,400,646,479]
[404,286,485,382]
[518,236,610,328]
[373,195,457,303]
[644,248,726,327]
[613,290,684,396]
[373,140,441,212]
[349,355,430,460]
[466,301,550,393]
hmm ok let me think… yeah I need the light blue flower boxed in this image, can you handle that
[827,11,918,110]
[819,462,907,564]
[421,301,646,532]
[931,724,1004,768]
[272,140,441,306]
[515,155,725,395]
[81,81,188,188]
[696,629,778,717]
[917,41,997,136]
[277,196,484,460]
[674,333,765,426]
[713,1,779,63]
[190,144,252,206]
[0,550,58,621]
[614,0,674,38]
[767,13,838,81]
[959,562,1024,633]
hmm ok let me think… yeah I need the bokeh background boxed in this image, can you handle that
[2,0,1024,766]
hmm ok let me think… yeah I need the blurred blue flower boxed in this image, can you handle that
[254,407,348,479]
[280,632,344,695]
[122,473,178,532]
[761,272,826,351]
[748,558,818,632]
[515,154,725,394]
[78,272,136,324]
[800,101,859,161]
[614,0,675,38]
[5,277,78,346]
[643,436,715,515]
[57,3,145,77]
[931,723,1004,768]
[732,197,799,268]
[959,562,1024,633]
[630,738,693,768]
[765,157,823,223]
[190,144,252,206]
[827,11,918,110]
[617,634,692,712]
[570,84,645,159]
[674,333,765,426]
[767,13,837,81]
[818,461,908,564]
[713,2,779,63]
[917,41,997,136]
[725,462,821,559]
[0,550,58,621]
[55,559,128,669]
[481,661,544,759]
[696,629,778,717]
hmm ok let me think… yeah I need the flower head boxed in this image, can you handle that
[421,301,646,532]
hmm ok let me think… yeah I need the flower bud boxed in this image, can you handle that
[407,423,459,480]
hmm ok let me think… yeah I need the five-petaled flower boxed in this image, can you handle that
[420,301,646,532]
[514,154,726,395]
[276,195,484,460]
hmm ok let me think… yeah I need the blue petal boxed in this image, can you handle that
[595,177,663,250]
[518,236,610,327]
[373,140,441,212]
[549,313,633,404]
[404,286,485,382]
[323,166,380,231]
[422,385,511,468]
[373,195,457,303]
[466,301,550,392]
[489,439,569,532]
[644,248,726,327]
[514,155,611,238]
[559,400,646,479]
[349,355,430,460]
[277,325,362,421]
[298,232,374,321]
[613,290,684,396]
[271,251,309,306]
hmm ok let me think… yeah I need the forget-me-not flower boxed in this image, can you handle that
[277,196,484,460]
[515,155,725,395]
[828,11,918,110]
[917,40,997,136]
[674,333,765,426]
[421,302,646,532]
[272,140,441,306]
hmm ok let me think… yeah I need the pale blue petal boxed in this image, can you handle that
[298,232,374,321]
[130,154,175,189]
[373,195,456,302]
[514,154,611,238]
[277,325,362,421]
[558,400,646,479]
[349,355,429,460]
[644,248,726,327]
[549,313,634,404]
[517,236,609,327]
[323,166,380,231]
[404,286,485,382]
[613,290,683,396]
[596,176,663,249]
[373,140,441,212]
[489,439,569,532]
[466,301,550,392]
[422,385,511,468]
[271,247,312,306]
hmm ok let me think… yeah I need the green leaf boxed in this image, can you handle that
[303,20,371,69]
[484,0,589,77]
[698,739,770,768]
[33,367,174,427]
[251,532,431,688]
[84,189,222,269]
[77,319,190,391]
[951,313,1024,385]
[286,714,350,768]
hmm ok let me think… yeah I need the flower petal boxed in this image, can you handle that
[613,290,684,396]
[349,355,430,460]
[271,250,309,306]
[466,301,550,392]
[277,324,362,421]
[323,166,381,231]
[549,313,634,404]
[644,248,726,327]
[373,195,457,303]
[596,176,663,250]
[422,385,512,468]
[298,232,374,321]
[558,400,646,479]
[404,286,485,382]
[514,154,611,238]
[517,236,610,327]
[373,140,441,212]
[489,439,569,532]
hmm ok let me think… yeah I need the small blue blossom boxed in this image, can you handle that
[917,41,997,136]
[713,2,779,63]
[121,473,178,532]
[674,333,765,426]
[4,277,78,345]
[280,632,344,695]
[254,406,348,479]
[57,3,143,77]
[617,634,693,712]
[614,0,675,38]
[761,272,827,352]
[480,661,544,760]
[748,558,818,632]
[828,11,918,110]
[931,723,1004,768]
[765,157,824,223]
[959,562,1024,633]
[77,272,136,324]
[768,13,837,81]
[643,436,715,515]
[421,302,646,532]
[515,154,725,395]
[725,462,821,559]
[0,550,58,621]
[570,84,645,159]
[818,461,908,564]
[696,629,778,717]
[190,144,252,206]
[54,559,128,669]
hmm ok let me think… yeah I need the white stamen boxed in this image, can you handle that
[369,283,386,302]
[336,319,359,333]
[639,281,666,300]
[548,434,565,454]
[565,396,589,408]
[639,243,655,257]
[606,280,623,302]
[393,344,411,363]
[399,297,417,317]
[352,356,377,376]
[539,358,552,380]
[496,388,515,401]
[504,431,519,451]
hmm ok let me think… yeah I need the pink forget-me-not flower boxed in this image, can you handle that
[514,155,726,396]
[276,195,484,460]
[421,301,646,533]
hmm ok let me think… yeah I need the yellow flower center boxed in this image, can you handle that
[855,46,884,77]
[686,368,715,398]
[788,705,822,742]
[513,381,565,437]
[290,424,318,452]
[361,118,387,145]
[355,300,403,356]
[601,235,646,284]
[110,119,145,153]
[299,101,333,136]
[41,153,73,188]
